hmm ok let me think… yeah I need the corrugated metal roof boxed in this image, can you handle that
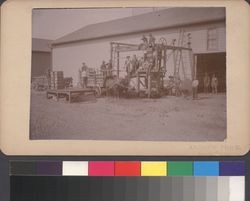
[32,38,52,52]
[52,7,225,46]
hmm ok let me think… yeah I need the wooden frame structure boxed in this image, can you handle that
[110,36,194,98]
[46,88,95,103]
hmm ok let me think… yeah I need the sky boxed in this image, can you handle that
[32,8,164,40]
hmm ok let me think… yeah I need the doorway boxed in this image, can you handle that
[196,52,226,92]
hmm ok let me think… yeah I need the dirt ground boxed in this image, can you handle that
[30,92,226,141]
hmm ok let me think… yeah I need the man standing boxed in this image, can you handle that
[81,62,88,88]
[175,76,182,96]
[141,35,148,49]
[149,33,156,47]
[100,60,106,77]
[211,74,218,94]
[107,60,113,77]
[124,56,131,76]
[131,55,138,75]
[192,78,199,100]
[203,72,210,94]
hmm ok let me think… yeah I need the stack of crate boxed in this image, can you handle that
[87,68,96,87]
[49,71,64,89]
[95,70,104,87]
[96,74,104,87]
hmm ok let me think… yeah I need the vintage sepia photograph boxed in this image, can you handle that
[30,7,226,141]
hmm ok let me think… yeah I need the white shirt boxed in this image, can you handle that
[192,79,199,87]
[81,70,87,77]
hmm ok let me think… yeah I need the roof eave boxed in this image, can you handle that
[51,17,225,47]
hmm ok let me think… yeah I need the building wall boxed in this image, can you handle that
[31,51,51,77]
[52,22,225,85]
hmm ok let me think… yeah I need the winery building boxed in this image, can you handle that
[51,7,226,91]
[31,38,52,77]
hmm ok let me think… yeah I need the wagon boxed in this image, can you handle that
[31,76,49,91]
[46,88,95,103]
[85,68,112,97]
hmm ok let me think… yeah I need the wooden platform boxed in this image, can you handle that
[46,88,95,103]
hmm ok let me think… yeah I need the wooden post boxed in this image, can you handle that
[163,48,166,72]
[173,49,176,76]
[69,92,71,103]
[110,43,113,67]
[155,46,158,71]
[148,73,151,98]
[194,54,197,79]
[161,75,164,91]
[50,45,53,71]
[180,50,186,79]
[137,72,140,96]
[189,50,196,80]
[176,49,182,75]
[117,51,120,78]
[110,42,115,78]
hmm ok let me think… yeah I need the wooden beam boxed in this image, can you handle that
[117,50,120,78]
[110,42,139,46]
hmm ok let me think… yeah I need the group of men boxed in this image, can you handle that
[78,60,113,88]
[124,55,142,76]
[141,33,156,49]
[100,60,112,77]
[192,72,219,100]
[141,34,164,71]
[168,76,182,96]
[123,33,164,76]
[203,72,219,94]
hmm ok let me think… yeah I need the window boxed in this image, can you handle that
[207,28,218,50]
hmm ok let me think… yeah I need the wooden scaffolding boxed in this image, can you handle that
[110,32,194,98]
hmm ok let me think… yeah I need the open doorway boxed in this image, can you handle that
[196,52,226,93]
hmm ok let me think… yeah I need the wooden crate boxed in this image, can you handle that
[49,71,65,89]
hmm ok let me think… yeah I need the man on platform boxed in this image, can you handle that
[81,62,88,88]
[149,33,156,47]
[124,56,131,76]
[131,55,139,75]
[100,60,107,77]
[140,35,148,49]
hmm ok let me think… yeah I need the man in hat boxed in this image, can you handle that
[100,60,106,77]
[131,55,139,75]
[175,76,182,96]
[168,76,175,95]
[141,35,148,48]
[81,62,88,88]
[124,56,131,76]
[211,73,218,94]
[149,33,156,47]
[106,59,113,77]
[203,72,210,94]
[192,78,199,100]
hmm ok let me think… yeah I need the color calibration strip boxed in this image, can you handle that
[10,176,245,201]
[10,161,245,176]
[10,161,245,201]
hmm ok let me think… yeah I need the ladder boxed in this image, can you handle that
[174,29,189,79]
[110,43,120,78]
